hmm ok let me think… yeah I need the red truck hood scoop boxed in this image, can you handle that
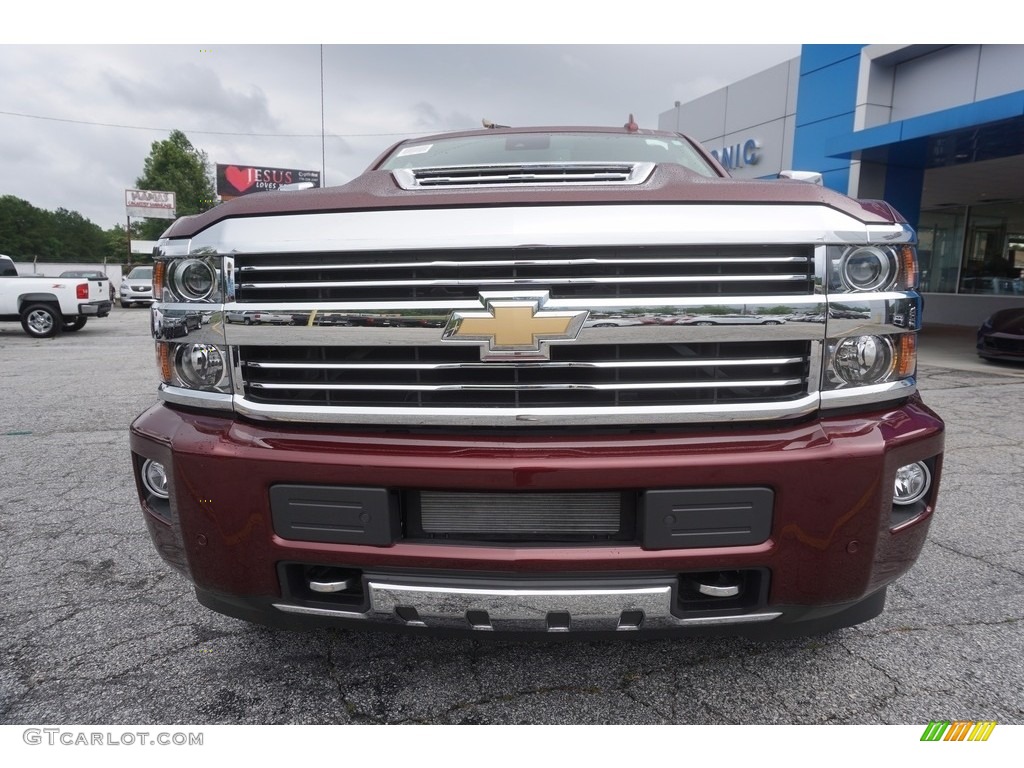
[392,162,656,190]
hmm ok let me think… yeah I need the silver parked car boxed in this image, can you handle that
[679,314,786,326]
[120,266,154,308]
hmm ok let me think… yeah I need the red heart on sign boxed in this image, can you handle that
[225,166,255,192]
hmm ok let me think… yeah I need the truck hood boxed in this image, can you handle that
[164,163,900,239]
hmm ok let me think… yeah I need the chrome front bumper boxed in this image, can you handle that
[273,580,781,633]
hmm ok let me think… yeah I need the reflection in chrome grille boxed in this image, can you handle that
[234,245,815,303]
[239,341,811,409]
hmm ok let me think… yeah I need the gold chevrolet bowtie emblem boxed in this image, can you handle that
[443,292,589,360]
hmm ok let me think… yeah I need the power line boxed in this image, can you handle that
[0,109,453,139]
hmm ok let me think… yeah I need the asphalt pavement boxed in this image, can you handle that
[0,309,1021,725]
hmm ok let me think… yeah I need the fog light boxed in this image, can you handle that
[834,335,895,384]
[142,459,170,499]
[894,462,931,506]
[176,343,226,388]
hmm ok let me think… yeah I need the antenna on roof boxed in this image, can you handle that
[624,114,639,132]
[482,118,510,129]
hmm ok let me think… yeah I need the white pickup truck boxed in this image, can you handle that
[0,255,113,337]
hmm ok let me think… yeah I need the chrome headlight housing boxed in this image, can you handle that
[832,335,896,385]
[157,341,233,394]
[152,246,233,409]
[156,256,223,303]
[823,333,917,392]
[820,232,920,405]
[827,244,918,294]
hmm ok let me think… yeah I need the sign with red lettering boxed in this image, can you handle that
[125,189,176,219]
[216,164,321,197]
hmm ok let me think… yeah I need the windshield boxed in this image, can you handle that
[379,132,718,177]
[128,267,153,279]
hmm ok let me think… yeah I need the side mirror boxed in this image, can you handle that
[778,170,823,185]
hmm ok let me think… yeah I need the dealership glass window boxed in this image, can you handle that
[919,203,1024,294]
[918,209,965,293]
[958,202,1024,295]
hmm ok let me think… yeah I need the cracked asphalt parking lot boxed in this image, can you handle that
[0,310,1022,725]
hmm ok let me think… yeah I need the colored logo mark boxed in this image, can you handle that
[921,720,997,741]
[443,291,588,360]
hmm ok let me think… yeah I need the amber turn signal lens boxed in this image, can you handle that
[156,342,173,383]
[153,261,165,301]
[895,333,917,378]
[899,245,917,290]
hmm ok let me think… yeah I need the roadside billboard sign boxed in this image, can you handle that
[216,164,321,198]
[125,189,177,219]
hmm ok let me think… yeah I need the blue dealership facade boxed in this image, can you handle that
[660,44,1024,326]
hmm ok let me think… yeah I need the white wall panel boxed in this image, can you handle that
[976,44,1024,101]
[724,61,792,135]
[891,46,981,121]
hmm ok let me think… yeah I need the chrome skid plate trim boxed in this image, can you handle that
[273,582,782,632]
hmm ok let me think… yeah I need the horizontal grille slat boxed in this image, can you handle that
[417,170,630,185]
[395,163,653,189]
[246,357,804,371]
[250,379,802,392]
[239,341,811,409]
[238,256,809,272]
[240,274,809,290]
[233,245,815,302]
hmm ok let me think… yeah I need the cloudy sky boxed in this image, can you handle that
[0,42,803,230]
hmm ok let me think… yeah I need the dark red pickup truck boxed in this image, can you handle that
[130,125,943,637]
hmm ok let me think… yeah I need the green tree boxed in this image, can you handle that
[0,196,107,263]
[103,222,146,263]
[135,130,216,240]
[0,195,47,258]
[52,208,106,262]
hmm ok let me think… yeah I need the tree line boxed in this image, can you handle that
[0,130,216,264]
[0,195,131,263]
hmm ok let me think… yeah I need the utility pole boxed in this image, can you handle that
[320,44,326,186]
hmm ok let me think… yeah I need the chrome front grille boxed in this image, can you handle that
[234,245,815,303]
[219,240,826,425]
[157,202,920,426]
[239,341,811,410]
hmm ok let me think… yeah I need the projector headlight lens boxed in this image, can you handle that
[840,246,895,292]
[171,259,216,301]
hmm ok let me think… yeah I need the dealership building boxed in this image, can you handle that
[659,44,1024,327]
